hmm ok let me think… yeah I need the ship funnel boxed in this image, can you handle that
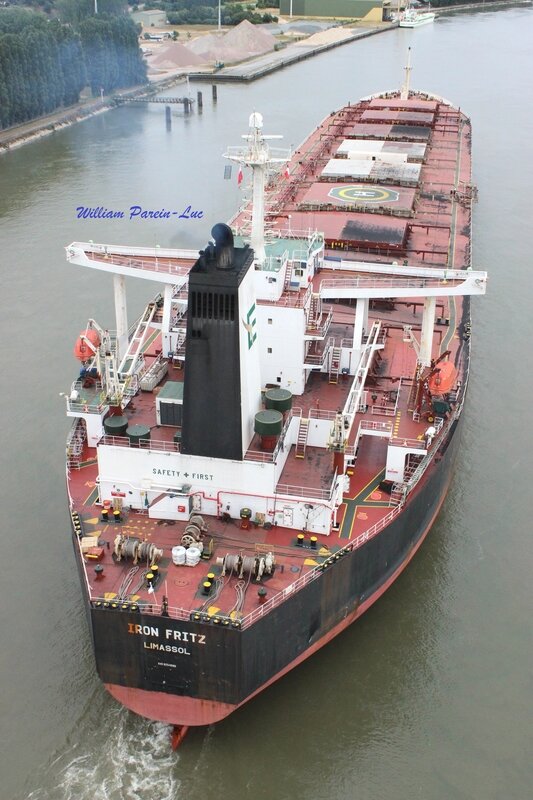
[211,223,235,270]
[181,227,261,461]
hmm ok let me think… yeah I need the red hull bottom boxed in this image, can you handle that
[105,479,451,726]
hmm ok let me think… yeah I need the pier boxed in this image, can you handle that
[189,23,398,84]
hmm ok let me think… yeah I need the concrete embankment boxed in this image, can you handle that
[0,73,187,152]
[188,23,398,83]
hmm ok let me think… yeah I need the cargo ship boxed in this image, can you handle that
[64,61,486,740]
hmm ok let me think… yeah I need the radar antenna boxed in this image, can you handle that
[224,114,291,264]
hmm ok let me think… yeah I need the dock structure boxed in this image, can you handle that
[188,23,398,84]
[115,95,194,107]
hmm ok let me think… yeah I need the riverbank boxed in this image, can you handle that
[189,22,397,83]
[1,1,528,151]
[0,72,190,153]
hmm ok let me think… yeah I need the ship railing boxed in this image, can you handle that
[263,250,289,273]
[68,398,108,415]
[66,418,87,468]
[303,335,335,368]
[290,249,310,265]
[390,436,426,450]
[272,227,321,244]
[261,283,311,309]
[309,407,338,421]
[370,406,396,417]
[360,419,393,434]
[319,275,462,293]
[402,413,455,495]
[244,408,300,463]
[98,434,179,453]
[68,243,196,278]
[305,308,333,339]
[88,596,193,623]
[86,503,404,629]
[275,481,335,502]
[241,504,403,629]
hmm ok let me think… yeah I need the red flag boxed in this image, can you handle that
[237,166,243,186]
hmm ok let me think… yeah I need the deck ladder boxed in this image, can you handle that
[283,261,294,292]
[329,345,342,384]
[407,374,420,416]
[307,293,321,328]
[389,483,406,506]
[66,419,86,470]
[118,300,157,376]
[295,417,310,458]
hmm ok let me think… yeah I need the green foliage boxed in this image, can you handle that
[0,6,146,129]
[79,16,146,96]
[149,1,277,25]
[56,0,127,27]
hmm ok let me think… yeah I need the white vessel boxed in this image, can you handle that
[399,4,435,27]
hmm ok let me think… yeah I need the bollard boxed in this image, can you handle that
[165,105,171,128]
[197,91,203,110]
[212,84,217,102]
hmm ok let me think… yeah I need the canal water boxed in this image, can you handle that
[1,6,532,799]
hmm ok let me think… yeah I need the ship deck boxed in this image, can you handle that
[67,92,472,628]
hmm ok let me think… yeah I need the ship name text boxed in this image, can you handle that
[75,205,204,221]
[127,622,206,655]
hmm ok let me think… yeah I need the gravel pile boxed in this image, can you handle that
[151,42,206,69]
[187,20,276,63]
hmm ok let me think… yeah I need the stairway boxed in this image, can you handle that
[295,417,310,459]
[307,293,321,328]
[118,300,157,376]
[407,372,420,414]
[283,261,293,292]
[328,346,342,384]
[389,483,406,506]
[66,419,86,470]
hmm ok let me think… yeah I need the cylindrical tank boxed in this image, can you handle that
[126,424,151,446]
[172,545,186,565]
[104,415,128,436]
[254,409,283,452]
[264,388,293,413]
[73,328,100,362]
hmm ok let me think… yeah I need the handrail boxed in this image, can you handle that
[99,434,179,452]
[275,483,333,501]
[390,436,426,450]
[360,419,393,433]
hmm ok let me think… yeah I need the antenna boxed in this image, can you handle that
[224,114,290,265]
[400,47,412,101]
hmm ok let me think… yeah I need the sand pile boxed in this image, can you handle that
[224,19,277,54]
[188,20,276,64]
[293,27,355,47]
[151,42,206,69]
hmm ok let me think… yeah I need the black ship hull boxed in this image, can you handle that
[77,411,463,727]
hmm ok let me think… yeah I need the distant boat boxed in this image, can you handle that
[399,4,435,27]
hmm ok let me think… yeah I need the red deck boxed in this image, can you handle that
[69,93,472,629]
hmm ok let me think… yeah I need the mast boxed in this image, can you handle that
[224,113,290,265]
[400,47,412,101]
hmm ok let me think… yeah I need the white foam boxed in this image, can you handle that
[24,699,180,800]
